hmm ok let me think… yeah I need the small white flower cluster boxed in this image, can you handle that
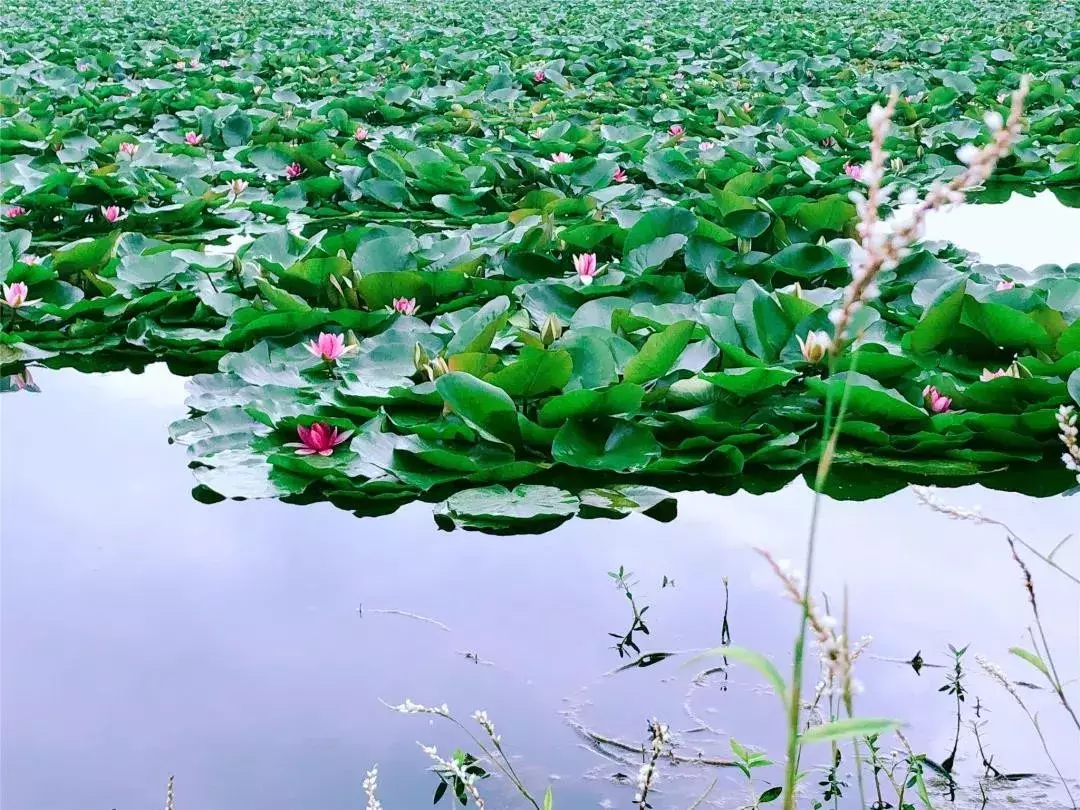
[363,765,382,810]
[815,633,873,698]
[975,654,1022,703]
[390,698,450,716]
[418,743,485,809]
[472,710,501,744]
[1056,406,1080,483]
[633,719,671,807]
[911,486,989,524]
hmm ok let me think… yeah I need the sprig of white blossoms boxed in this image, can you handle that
[472,710,501,744]
[387,698,450,716]
[418,743,485,809]
[363,765,382,810]
[1057,406,1080,483]
[634,719,671,808]
[830,78,1030,347]
[910,486,988,524]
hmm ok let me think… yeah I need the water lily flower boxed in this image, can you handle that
[533,69,546,83]
[228,178,249,196]
[4,206,27,218]
[844,162,864,182]
[612,167,628,183]
[189,56,201,68]
[550,152,572,163]
[216,59,230,68]
[742,102,753,112]
[890,157,904,173]
[668,124,685,137]
[995,279,1014,291]
[980,362,1020,382]
[305,331,356,362]
[285,162,305,180]
[922,385,953,414]
[287,422,353,456]
[3,282,39,309]
[101,205,124,223]
[119,142,138,157]
[573,253,598,285]
[184,131,203,146]
[820,137,836,148]
[12,368,36,391]
[796,330,831,364]
[530,128,544,140]
[698,141,715,152]
[354,126,369,141]
[391,297,419,316]
[175,60,186,70]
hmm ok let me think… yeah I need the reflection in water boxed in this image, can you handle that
[920,190,1078,269]
[2,366,1077,809]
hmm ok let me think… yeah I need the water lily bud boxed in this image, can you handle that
[413,341,431,372]
[796,330,831,364]
[425,356,450,381]
[890,157,904,173]
[540,314,563,346]
[737,237,751,254]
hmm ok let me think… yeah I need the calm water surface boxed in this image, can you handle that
[2,193,1079,810]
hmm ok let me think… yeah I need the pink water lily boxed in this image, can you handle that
[3,282,38,309]
[533,69,546,83]
[175,60,186,70]
[4,206,27,218]
[184,131,203,146]
[285,162,305,180]
[12,368,36,391]
[820,137,836,148]
[550,152,572,164]
[119,142,138,157]
[844,162,865,182]
[668,124,685,137]
[980,362,1020,382]
[391,297,419,316]
[612,167,628,183]
[354,126,369,141]
[995,280,1015,291]
[922,385,952,414]
[305,331,356,362]
[189,57,201,69]
[698,141,715,152]
[573,253,598,286]
[742,102,753,113]
[228,178,249,196]
[101,205,124,223]
[287,422,353,456]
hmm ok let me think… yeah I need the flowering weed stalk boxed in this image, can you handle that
[779,79,1032,810]
[384,699,545,809]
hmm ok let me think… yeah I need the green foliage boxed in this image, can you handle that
[3,0,1078,529]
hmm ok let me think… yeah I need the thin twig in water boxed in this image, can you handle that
[975,656,1077,809]
[359,607,451,632]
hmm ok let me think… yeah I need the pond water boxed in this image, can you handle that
[2,191,1079,810]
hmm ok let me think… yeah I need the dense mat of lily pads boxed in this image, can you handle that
[2,0,1079,527]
